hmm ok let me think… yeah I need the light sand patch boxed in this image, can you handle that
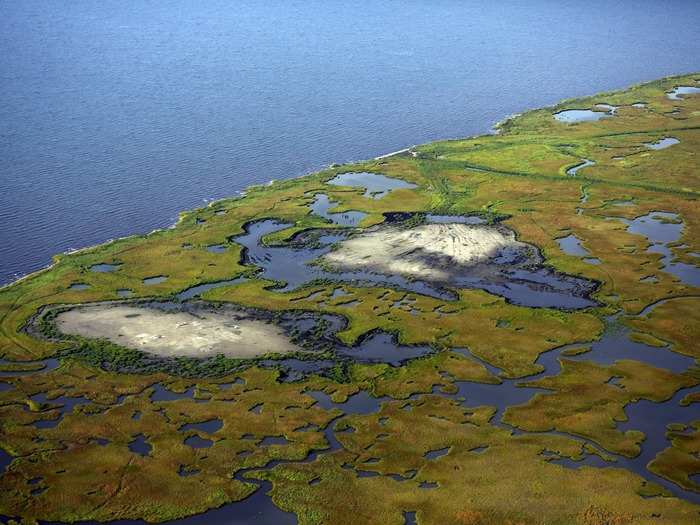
[56,305,301,358]
[321,223,530,281]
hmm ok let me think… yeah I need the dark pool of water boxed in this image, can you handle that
[336,332,434,366]
[128,434,152,456]
[557,234,590,257]
[150,385,204,402]
[0,448,12,475]
[184,435,214,449]
[260,359,337,382]
[423,447,450,460]
[176,276,246,300]
[179,419,223,434]
[307,390,388,415]
[178,465,201,477]
[259,436,290,447]
[90,263,120,273]
[29,393,93,429]
[0,358,60,377]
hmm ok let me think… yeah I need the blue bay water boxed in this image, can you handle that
[1,0,699,285]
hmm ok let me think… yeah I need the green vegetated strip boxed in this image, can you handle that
[437,158,700,198]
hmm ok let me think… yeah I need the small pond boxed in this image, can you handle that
[644,137,679,150]
[557,234,590,257]
[621,211,700,286]
[309,194,367,226]
[666,86,700,100]
[326,172,416,199]
[143,275,168,285]
[90,263,120,273]
[554,108,613,123]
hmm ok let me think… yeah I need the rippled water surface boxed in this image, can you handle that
[2,0,700,284]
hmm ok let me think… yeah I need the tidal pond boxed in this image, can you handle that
[309,194,367,226]
[326,172,416,199]
[176,277,247,300]
[89,263,120,273]
[128,434,152,456]
[179,419,223,434]
[0,358,59,377]
[143,275,168,285]
[554,108,613,123]
[666,86,700,100]
[557,234,590,256]
[621,211,700,286]
[644,137,680,150]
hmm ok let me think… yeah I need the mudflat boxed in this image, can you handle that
[56,305,301,358]
[321,222,530,281]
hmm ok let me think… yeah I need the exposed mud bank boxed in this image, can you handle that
[55,304,303,359]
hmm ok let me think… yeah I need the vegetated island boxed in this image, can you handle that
[2,73,700,524]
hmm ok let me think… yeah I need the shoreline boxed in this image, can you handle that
[2,71,698,294]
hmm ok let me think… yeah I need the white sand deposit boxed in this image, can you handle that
[321,223,526,281]
[56,305,301,358]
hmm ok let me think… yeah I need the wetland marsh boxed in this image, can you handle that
[2,73,700,525]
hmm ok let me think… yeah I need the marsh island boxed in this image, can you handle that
[2,73,700,524]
